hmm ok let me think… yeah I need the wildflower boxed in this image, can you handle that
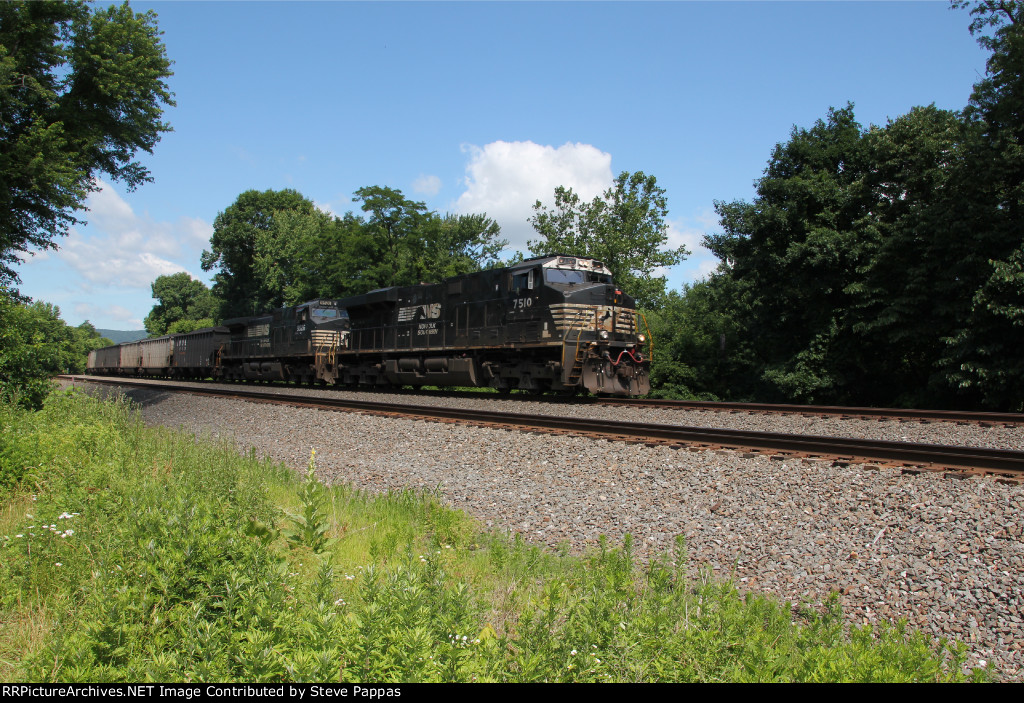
[25,514,32,519]
[334,598,346,606]
[59,512,73,520]
[16,534,23,538]
[55,563,62,567]
[345,574,355,580]
[570,650,577,656]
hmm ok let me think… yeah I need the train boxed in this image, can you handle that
[87,255,651,396]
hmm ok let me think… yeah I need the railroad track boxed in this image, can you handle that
[593,397,1024,426]
[62,375,1024,480]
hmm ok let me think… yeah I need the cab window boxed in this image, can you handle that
[511,269,534,291]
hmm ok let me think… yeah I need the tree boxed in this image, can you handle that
[0,290,109,408]
[937,0,1024,408]
[200,189,316,319]
[143,272,216,336]
[528,171,687,309]
[0,0,174,286]
[703,106,877,403]
[411,213,507,283]
[352,186,429,288]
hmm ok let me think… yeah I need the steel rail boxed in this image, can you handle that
[593,397,1024,426]
[62,374,1024,425]
[64,376,1024,476]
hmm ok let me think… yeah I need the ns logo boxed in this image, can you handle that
[398,303,442,322]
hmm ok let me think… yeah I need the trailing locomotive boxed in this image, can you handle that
[87,255,651,396]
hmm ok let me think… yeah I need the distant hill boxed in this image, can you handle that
[97,329,148,344]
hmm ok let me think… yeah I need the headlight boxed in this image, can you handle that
[599,330,609,340]
[637,334,646,343]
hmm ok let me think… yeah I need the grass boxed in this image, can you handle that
[0,390,992,682]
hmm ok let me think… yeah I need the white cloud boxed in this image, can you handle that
[55,181,211,288]
[74,302,141,327]
[58,229,188,288]
[664,208,723,288]
[454,141,614,252]
[412,174,442,197]
[15,249,51,264]
[313,201,338,217]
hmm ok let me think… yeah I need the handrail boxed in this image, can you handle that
[638,311,653,363]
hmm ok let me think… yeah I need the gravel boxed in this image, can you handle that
[65,379,1024,679]
[69,377,1024,450]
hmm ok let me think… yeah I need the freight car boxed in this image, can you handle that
[86,255,651,396]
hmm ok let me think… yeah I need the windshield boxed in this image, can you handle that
[545,269,612,285]
[312,308,347,319]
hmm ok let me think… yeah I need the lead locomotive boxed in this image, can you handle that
[88,255,651,396]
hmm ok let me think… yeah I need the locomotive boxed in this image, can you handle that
[87,255,651,396]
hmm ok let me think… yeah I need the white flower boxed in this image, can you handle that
[570,650,577,655]
[59,512,72,520]
[55,562,62,567]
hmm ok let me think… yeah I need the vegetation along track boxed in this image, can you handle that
[63,376,1024,480]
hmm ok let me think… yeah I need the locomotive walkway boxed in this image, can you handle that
[63,376,1024,480]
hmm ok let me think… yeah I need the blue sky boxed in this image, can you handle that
[15,0,990,330]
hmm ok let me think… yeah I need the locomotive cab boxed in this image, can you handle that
[508,255,650,395]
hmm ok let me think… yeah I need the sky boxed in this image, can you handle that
[14,0,992,331]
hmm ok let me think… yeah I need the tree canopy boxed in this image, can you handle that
[144,272,215,336]
[652,1,1024,410]
[528,171,687,309]
[196,186,506,319]
[0,0,174,286]
[200,189,316,319]
[0,289,111,408]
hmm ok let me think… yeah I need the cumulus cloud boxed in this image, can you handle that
[58,230,189,288]
[665,209,723,287]
[74,302,141,327]
[454,141,614,252]
[412,174,442,197]
[55,181,212,288]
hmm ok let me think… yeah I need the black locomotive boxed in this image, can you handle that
[87,255,651,396]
